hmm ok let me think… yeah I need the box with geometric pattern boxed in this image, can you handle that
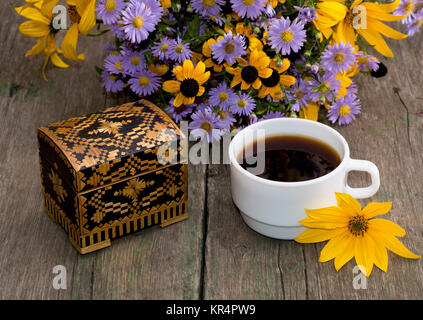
[37,100,188,254]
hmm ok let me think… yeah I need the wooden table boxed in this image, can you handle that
[1,0,422,299]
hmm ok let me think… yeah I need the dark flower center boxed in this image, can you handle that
[180,78,199,97]
[241,66,258,84]
[348,215,368,237]
[67,6,81,24]
[260,69,280,88]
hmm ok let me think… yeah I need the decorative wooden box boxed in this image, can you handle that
[38,100,188,254]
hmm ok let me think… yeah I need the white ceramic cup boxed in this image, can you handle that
[228,118,380,240]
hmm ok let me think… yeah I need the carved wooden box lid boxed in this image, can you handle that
[37,100,184,193]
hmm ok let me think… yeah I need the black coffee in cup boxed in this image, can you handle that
[238,135,341,182]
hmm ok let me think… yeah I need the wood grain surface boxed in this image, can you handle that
[0,0,422,299]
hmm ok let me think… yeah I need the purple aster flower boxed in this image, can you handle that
[103,43,117,52]
[294,6,317,23]
[128,69,161,96]
[101,71,124,92]
[230,92,256,116]
[327,93,361,126]
[121,50,145,75]
[189,108,225,143]
[309,72,341,102]
[166,100,194,123]
[406,9,423,36]
[208,82,237,110]
[104,54,125,74]
[211,31,246,64]
[217,109,236,129]
[194,103,209,113]
[152,37,172,60]
[262,111,285,120]
[110,23,126,39]
[264,3,275,17]
[286,78,312,112]
[141,0,164,24]
[96,0,126,25]
[394,0,422,23]
[230,0,265,19]
[248,114,258,125]
[168,37,193,63]
[120,1,157,43]
[268,17,306,55]
[321,41,356,74]
[191,0,224,17]
[355,52,379,72]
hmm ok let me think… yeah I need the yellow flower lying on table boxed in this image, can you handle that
[314,0,409,57]
[295,193,419,277]
[15,0,96,80]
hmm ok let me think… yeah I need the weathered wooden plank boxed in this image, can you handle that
[203,32,423,299]
[0,0,205,299]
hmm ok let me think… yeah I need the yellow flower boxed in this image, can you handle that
[16,0,70,81]
[226,50,272,90]
[226,23,263,52]
[295,192,419,277]
[148,63,169,76]
[163,60,210,107]
[160,0,171,9]
[62,0,96,61]
[202,39,224,72]
[314,0,409,57]
[266,0,286,8]
[258,58,296,100]
[299,101,320,121]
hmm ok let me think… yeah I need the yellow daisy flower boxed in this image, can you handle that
[226,50,272,90]
[226,23,264,53]
[258,58,296,100]
[314,0,409,57]
[163,60,210,107]
[62,0,97,61]
[202,39,224,72]
[16,0,70,81]
[295,192,420,277]
[266,0,286,9]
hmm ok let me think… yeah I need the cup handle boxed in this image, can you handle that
[344,158,380,199]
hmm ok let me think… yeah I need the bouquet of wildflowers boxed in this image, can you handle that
[16,0,422,142]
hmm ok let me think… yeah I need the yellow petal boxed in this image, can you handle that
[362,201,392,219]
[193,61,206,78]
[295,228,341,243]
[334,235,355,271]
[373,230,420,259]
[25,36,47,56]
[363,0,402,14]
[41,0,59,18]
[280,75,296,87]
[258,68,272,78]
[369,218,405,237]
[235,57,248,66]
[240,81,251,90]
[357,26,394,57]
[230,75,242,88]
[195,71,210,85]
[304,206,350,223]
[319,230,351,262]
[173,92,184,107]
[173,65,184,81]
[15,7,50,24]
[367,232,388,272]
[299,216,347,229]
[78,0,96,35]
[19,20,50,37]
[163,80,181,93]
[61,23,85,61]
[368,19,407,40]
[299,101,320,121]
[252,78,261,90]
[50,52,70,68]
[354,235,374,277]
[335,192,362,214]
[183,59,195,78]
[197,86,205,96]
[183,96,195,105]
